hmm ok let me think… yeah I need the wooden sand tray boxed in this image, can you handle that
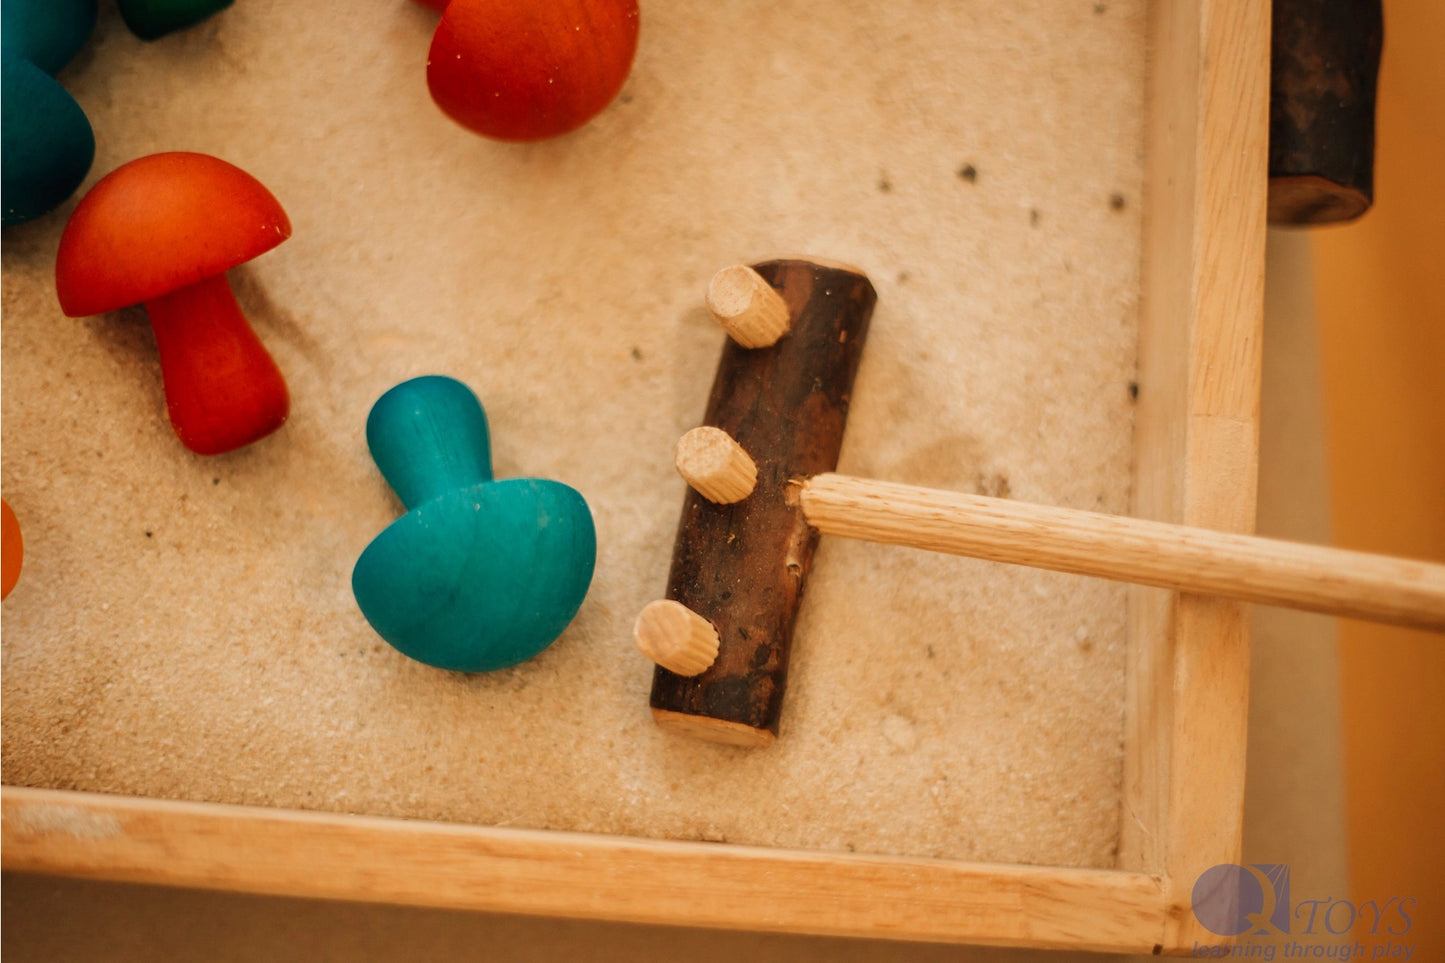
[1,0,1396,955]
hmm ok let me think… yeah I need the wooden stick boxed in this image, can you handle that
[650,260,876,746]
[800,473,1445,632]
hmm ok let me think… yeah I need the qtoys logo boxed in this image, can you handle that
[1189,864,1417,961]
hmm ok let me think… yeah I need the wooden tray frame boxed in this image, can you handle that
[1,1,1268,954]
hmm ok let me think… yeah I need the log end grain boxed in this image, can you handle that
[651,708,777,747]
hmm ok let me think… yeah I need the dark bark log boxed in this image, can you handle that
[1268,0,1383,225]
[649,259,876,746]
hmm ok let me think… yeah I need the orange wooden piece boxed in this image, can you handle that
[55,152,293,455]
[2,498,23,601]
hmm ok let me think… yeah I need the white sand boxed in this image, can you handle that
[2,0,1145,868]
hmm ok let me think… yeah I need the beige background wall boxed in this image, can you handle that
[1312,0,1445,955]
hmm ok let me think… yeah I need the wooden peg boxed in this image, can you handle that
[706,265,792,348]
[675,426,757,504]
[634,600,720,676]
[649,258,876,746]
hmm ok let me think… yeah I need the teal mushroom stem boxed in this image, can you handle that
[366,376,494,510]
[352,376,596,673]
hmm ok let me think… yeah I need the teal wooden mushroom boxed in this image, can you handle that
[352,376,596,672]
[0,0,95,225]
[117,0,233,41]
[1,0,95,74]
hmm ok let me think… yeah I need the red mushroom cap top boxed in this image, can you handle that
[55,151,291,317]
[427,0,640,142]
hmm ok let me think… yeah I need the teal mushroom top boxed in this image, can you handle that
[117,0,234,41]
[352,376,596,672]
[1,0,96,74]
[0,0,95,225]
[1,53,94,226]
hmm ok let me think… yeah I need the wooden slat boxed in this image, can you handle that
[2,787,1169,953]
[1125,0,1271,952]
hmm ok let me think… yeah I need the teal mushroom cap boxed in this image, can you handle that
[118,0,234,41]
[1,51,94,226]
[0,0,95,225]
[352,376,596,672]
[1,0,96,74]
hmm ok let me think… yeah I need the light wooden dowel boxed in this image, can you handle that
[707,265,791,348]
[675,426,758,504]
[799,473,1445,632]
[634,599,720,676]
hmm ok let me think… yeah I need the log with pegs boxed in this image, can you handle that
[639,258,875,747]
[637,258,1445,748]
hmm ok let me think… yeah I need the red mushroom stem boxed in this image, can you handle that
[144,272,289,455]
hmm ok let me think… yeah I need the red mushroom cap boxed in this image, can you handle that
[55,151,291,317]
[426,0,639,142]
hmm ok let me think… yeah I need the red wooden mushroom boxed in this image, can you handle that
[55,152,292,455]
[425,0,639,142]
